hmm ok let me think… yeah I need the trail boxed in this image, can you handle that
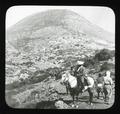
[6,77,114,109]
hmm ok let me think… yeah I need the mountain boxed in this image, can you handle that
[6,9,115,68]
[6,9,114,51]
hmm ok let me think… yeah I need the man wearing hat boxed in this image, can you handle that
[96,73,104,99]
[74,61,87,88]
[103,70,113,104]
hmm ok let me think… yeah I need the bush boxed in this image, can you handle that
[94,49,112,61]
[110,50,115,57]
[100,62,111,71]
[46,67,62,80]
[84,57,99,68]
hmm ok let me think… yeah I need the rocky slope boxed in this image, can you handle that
[6,10,115,77]
[6,9,114,51]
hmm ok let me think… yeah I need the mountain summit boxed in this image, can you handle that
[6,9,114,53]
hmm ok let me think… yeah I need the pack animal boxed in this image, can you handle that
[61,71,81,102]
[61,71,95,105]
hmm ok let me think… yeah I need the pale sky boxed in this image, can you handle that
[6,6,115,34]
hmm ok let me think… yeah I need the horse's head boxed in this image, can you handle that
[60,71,69,85]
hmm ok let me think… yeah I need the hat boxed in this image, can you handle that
[77,61,84,65]
[106,70,111,77]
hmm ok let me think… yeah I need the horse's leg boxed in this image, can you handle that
[76,95,78,101]
[104,92,107,102]
[101,89,104,99]
[67,88,69,94]
[103,88,107,102]
[97,91,100,99]
[66,86,68,94]
[71,94,75,106]
[76,88,80,101]
[71,95,76,107]
[88,88,93,105]
[96,87,99,99]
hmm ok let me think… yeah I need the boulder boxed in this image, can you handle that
[48,93,59,101]
[55,100,70,109]
[55,82,67,94]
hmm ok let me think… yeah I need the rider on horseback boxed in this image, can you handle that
[74,61,85,86]
[73,61,94,105]
[74,61,90,90]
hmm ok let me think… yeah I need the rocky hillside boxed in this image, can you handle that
[6,9,115,73]
[5,9,115,109]
[6,9,114,51]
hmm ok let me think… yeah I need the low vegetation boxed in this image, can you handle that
[94,49,114,61]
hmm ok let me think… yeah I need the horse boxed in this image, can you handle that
[80,76,95,105]
[60,71,81,102]
[61,71,95,105]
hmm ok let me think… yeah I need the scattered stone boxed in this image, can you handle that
[55,100,70,109]
[48,93,59,101]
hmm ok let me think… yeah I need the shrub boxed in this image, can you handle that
[94,49,112,61]
[110,50,115,57]
[100,62,111,71]
[84,57,99,68]
[46,67,62,80]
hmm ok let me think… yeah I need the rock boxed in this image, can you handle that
[19,73,29,80]
[48,85,56,93]
[49,89,56,94]
[55,100,70,109]
[54,82,67,94]
[48,93,59,101]
[28,67,37,72]
[13,69,21,76]
[41,88,45,92]
[49,83,55,89]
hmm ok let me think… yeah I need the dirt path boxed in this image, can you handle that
[57,90,115,109]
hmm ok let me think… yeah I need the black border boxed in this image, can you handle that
[0,0,120,113]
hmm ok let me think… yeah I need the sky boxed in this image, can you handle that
[6,6,115,34]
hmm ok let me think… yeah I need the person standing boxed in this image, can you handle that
[103,70,113,104]
[96,73,104,99]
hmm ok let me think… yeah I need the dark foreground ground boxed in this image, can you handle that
[5,78,115,109]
